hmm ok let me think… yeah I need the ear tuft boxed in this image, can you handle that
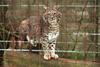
[53,5,59,10]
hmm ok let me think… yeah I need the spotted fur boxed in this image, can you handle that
[18,6,62,60]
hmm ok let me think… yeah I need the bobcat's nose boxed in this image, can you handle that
[51,17,54,20]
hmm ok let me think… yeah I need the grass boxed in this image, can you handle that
[4,50,100,67]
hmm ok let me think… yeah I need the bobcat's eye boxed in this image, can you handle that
[54,13,56,14]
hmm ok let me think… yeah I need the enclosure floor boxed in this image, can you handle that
[4,50,100,67]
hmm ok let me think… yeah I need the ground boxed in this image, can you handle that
[4,50,100,67]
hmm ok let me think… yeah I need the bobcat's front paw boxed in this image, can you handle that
[43,54,51,60]
[51,54,59,59]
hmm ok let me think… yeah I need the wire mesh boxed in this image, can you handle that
[0,0,100,67]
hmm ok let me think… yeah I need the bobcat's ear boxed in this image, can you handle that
[43,5,48,10]
[53,5,60,10]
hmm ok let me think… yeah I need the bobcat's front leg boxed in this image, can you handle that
[49,42,58,59]
[48,32,59,59]
[42,41,51,60]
